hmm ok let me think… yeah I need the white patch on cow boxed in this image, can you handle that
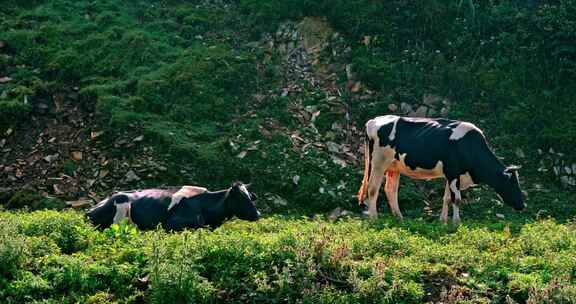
[239,184,251,200]
[450,179,462,201]
[389,153,444,180]
[167,186,208,211]
[113,201,131,224]
[449,122,481,140]
[366,115,399,140]
[459,172,476,190]
[389,119,398,141]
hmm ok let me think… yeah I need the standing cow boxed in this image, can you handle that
[357,115,524,224]
[87,182,260,231]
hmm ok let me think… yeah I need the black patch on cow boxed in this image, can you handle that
[367,133,374,184]
[378,118,461,173]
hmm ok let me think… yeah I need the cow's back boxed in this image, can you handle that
[129,188,176,230]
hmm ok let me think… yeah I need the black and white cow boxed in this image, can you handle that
[357,115,524,224]
[87,182,260,231]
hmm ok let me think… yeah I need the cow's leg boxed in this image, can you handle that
[113,202,131,224]
[449,178,462,225]
[440,181,451,224]
[384,170,403,220]
[367,157,391,219]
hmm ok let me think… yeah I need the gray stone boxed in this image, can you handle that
[412,106,428,117]
[328,207,342,220]
[440,107,450,116]
[422,94,441,106]
[326,141,340,153]
[515,148,525,158]
[560,176,571,187]
[124,170,141,183]
[400,102,413,114]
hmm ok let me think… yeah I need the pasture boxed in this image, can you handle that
[2,210,576,303]
[1,0,576,303]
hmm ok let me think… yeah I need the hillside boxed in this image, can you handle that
[1,0,576,302]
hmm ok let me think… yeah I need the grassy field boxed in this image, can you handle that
[1,0,576,303]
[1,210,576,303]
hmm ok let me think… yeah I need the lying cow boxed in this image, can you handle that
[87,182,260,230]
[357,115,525,224]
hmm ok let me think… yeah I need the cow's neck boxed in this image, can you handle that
[472,149,507,192]
[203,189,232,227]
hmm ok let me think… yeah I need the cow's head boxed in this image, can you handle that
[498,166,525,211]
[227,182,260,221]
[86,198,116,228]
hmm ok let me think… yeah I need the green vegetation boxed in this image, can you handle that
[2,0,575,212]
[1,0,576,302]
[1,210,576,303]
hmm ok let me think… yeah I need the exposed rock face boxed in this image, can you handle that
[392,94,451,118]
[540,148,576,188]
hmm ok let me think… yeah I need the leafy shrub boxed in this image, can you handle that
[0,223,27,280]
[18,210,90,254]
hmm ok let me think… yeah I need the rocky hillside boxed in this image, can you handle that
[1,0,575,220]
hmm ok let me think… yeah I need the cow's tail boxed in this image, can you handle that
[357,131,372,207]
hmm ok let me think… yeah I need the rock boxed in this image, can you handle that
[326,141,340,153]
[328,207,343,220]
[0,76,12,83]
[345,64,354,80]
[496,213,505,219]
[270,194,288,207]
[33,102,50,114]
[90,131,104,140]
[292,175,301,185]
[237,151,247,159]
[124,170,141,183]
[412,106,428,117]
[400,102,413,114]
[560,176,576,187]
[331,155,347,168]
[133,135,144,142]
[515,148,525,158]
[66,199,93,209]
[70,151,83,161]
[440,107,450,116]
[422,94,441,106]
[328,207,353,220]
[43,153,59,163]
[388,103,398,112]
[341,210,354,217]
[350,81,362,93]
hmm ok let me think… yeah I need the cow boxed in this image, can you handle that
[357,115,524,224]
[87,182,260,231]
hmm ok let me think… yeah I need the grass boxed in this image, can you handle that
[1,210,576,303]
[1,0,576,302]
